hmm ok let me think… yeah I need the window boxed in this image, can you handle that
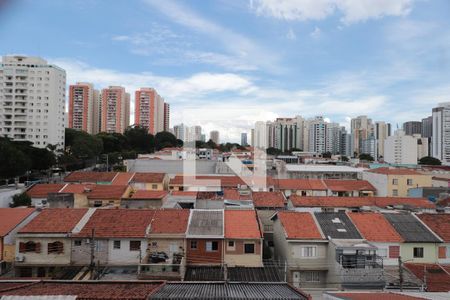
[302,246,317,257]
[413,247,424,258]
[303,271,320,282]
[377,248,387,258]
[227,241,235,250]
[190,241,197,249]
[74,240,82,246]
[206,241,218,252]
[19,241,41,253]
[392,178,399,185]
[244,243,255,254]
[392,189,398,196]
[47,241,64,254]
[407,179,413,186]
[129,241,141,251]
[152,184,158,189]
[113,240,121,249]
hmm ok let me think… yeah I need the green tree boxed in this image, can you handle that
[419,156,441,165]
[341,155,349,162]
[322,151,332,158]
[206,139,217,149]
[154,131,178,150]
[266,147,281,156]
[0,138,31,179]
[96,132,126,153]
[359,153,374,162]
[10,192,31,207]
[124,126,154,153]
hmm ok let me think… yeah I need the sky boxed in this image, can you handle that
[0,0,450,142]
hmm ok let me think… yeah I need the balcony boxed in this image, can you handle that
[337,254,385,289]
[138,253,185,280]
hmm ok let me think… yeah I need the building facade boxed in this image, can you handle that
[210,130,220,144]
[68,82,100,134]
[403,121,422,136]
[375,121,391,159]
[432,103,450,165]
[100,86,130,133]
[384,130,417,164]
[164,102,170,132]
[134,88,165,135]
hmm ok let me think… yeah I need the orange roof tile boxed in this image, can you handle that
[19,208,88,234]
[132,172,166,183]
[75,209,154,238]
[129,190,168,200]
[170,191,198,197]
[225,210,262,239]
[417,214,450,242]
[290,196,373,208]
[86,185,128,199]
[374,197,435,209]
[111,172,134,185]
[64,171,117,183]
[276,179,327,190]
[347,212,404,242]
[276,211,324,240]
[59,183,95,194]
[223,189,252,201]
[0,208,35,237]
[252,191,285,208]
[169,175,245,187]
[26,184,65,198]
[149,209,190,234]
[323,179,376,192]
[404,263,450,292]
[368,167,423,175]
[328,293,423,300]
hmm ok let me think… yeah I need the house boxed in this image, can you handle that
[323,179,376,197]
[84,185,130,207]
[314,212,385,289]
[121,190,169,209]
[416,213,450,264]
[272,211,328,288]
[275,179,327,197]
[26,183,66,206]
[185,209,224,265]
[130,172,167,190]
[347,212,404,266]
[111,172,135,185]
[51,183,93,208]
[383,213,442,263]
[0,208,37,274]
[14,208,90,277]
[72,209,153,266]
[251,191,286,238]
[163,191,197,209]
[363,168,432,197]
[224,210,263,267]
[64,171,118,184]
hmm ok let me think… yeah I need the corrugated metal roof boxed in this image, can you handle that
[383,213,441,243]
[187,210,223,238]
[314,212,362,239]
[150,282,308,299]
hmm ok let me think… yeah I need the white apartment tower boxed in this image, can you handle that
[308,116,327,153]
[432,102,450,165]
[0,55,66,149]
[68,82,100,134]
[273,116,304,152]
[384,130,417,165]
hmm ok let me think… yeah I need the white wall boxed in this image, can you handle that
[362,172,388,197]
[107,238,146,265]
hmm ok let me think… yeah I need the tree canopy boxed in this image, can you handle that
[359,153,375,162]
[419,156,441,165]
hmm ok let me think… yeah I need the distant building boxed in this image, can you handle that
[0,55,66,149]
[361,135,377,160]
[432,102,450,165]
[134,88,165,135]
[273,116,304,152]
[325,122,341,155]
[241,132,248,146]
[210,130,220,144]
[375,121,391,159]
[68,82,100,134]
[308,116,327,154]
[173,123,186,140]
[163,102,170,132]
[403,121,422,136]
[422,115,432,156]
[384,130,418,164]
[101,86,130,133]
[351,115,373,155]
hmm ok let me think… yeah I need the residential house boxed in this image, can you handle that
[363,168,432,197]
[224,210,263,267]
[121,190,169,209]
[84,185,130,207]
[0,208,37,273]
[168,175,245,192]
[272,211,328,288]
[251,191,286,238]
[15,208,90,277]
[275,179,327,197]
[403,263,450,292]
[323,180,376,197]
[111,172,135,185]
[347,212,404,266]
[163,191,197,209]
[26,184,66,207]
[314,212,385,289]
[383,213,442,263]
[130,173,167,190]
[416,213,450,264]
[64,171,118,184]
[186,210,224,265]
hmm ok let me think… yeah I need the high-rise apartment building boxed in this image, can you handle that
[0,55,66,149]
[173,123,186,141]
[325,122,341,155]
[351,115,373,155]
[422,116,433,156]
[164,103,170,132]
[241,132,248,146]
[134,88,164,135]
[384,130,417,164]
[68,82,100,134]
[100,86,129,133]
[210,130,220,144]
[272,116,304,152]
[403,121,422,136]
[432,102,450,165]
[375,121,391,159]
[308,116,327,153]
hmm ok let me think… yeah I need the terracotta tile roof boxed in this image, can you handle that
[276,211,324,240]
[170,191,198,197]
[290,196,434,209]
[323,179,376,192]
[225,210,262,239]
[347,212,404,242]
[130,190,168,200]
[327,292,423,300]
[252,191,285,208]
[404,263,450,292]
[26,184,65,198]
[223,189,252,201]
[111,172,134,185]
[149,209,190,234]
[19,208,88,234]
[74,209,154,238]
[276,179,327,190]
[64,171,117,183]
[417,214,450,242]
[59,183,95,194]
[86,185,128,199]
[169,175,245,187]
[132,172,166,183]
[0,280,164,299]
[368,168,423,176]
[0,208,35,237]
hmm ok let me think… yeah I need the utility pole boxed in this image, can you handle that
[90,228,95,279]
[398,256,404,292]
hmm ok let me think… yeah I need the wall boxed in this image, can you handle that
[108,238,147,265]
[362,172,388,196]
[71,238,108,265]
[224,239,262,267]
[15,236,72,265]
[400,243,439,263]
[371,242,401,266]
[186,239,223,265]
[387,174,432,197]
[147,237,185,260]
[120,199,163,209]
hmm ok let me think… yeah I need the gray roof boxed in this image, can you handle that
[383,213,441,243]
[150,282,309,299]
[186,210,223,238]
[314,212,362,239]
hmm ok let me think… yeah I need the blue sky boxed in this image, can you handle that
[1,0,450,142]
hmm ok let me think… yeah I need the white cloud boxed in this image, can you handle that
[250,0,414,24]
[310,27,321,39]
[286,28,297,40]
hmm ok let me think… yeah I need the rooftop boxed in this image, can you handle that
[416,214,450,242]
[276,211,325,240]
[129,190,168,200]
[314,212,362,239]
[367,168,423,176]
[85,185,128,199]
[252,191,285,208]
[26,183,65,198]
[404,263,450,292]
[0,208,35,237]
[59,183,95,194]
[186,209,223,238]
[325,292,424,299]
[323,179,376,192]
[19,208,88,234]
[64,171,118,183]
[169,175,245,187]
[276,178,327,190]
[148,209,190,235]
[285,165,365,173]
[132,172,166,183]
[383,213,442,243]
[111,172,135,185]
[225,210,261,239]
[347,212,404,242]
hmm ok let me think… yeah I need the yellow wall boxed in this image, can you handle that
[400,243,439,263]
[387,174,432,197]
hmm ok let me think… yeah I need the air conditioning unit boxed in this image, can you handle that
[15,255,25,262]
[85,239,90,244]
